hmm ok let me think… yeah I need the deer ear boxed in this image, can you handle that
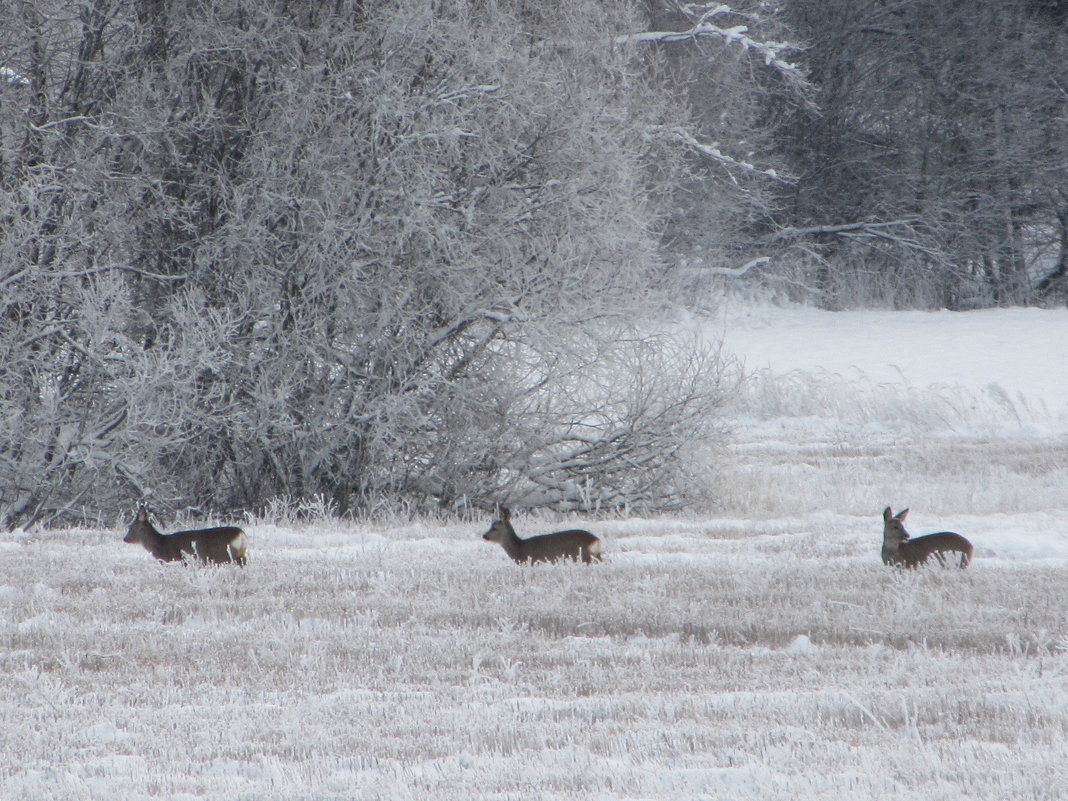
[895,508,909,521]
[883,507,893,521]
[500,507,511,522]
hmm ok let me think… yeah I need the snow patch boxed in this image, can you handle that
[787,634,820,655]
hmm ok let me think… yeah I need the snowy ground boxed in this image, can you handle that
[2,302,1067,800]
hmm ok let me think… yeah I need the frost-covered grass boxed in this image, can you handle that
[2,518,1066,800]
[3,302,1068,800]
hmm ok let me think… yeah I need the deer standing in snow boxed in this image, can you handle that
[881,507,973,568]
[482,507,602,564]
[124,504,248,565]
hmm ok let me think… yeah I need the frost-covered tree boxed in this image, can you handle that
[619,2,804,291]
[0,1,797,526]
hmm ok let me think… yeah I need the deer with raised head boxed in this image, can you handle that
[881,507,973,568]
[124,504,248,566]
[482,507,602,564]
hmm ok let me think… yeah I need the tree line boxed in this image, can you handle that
[0,1,1063,526]
[775,0,1068,309]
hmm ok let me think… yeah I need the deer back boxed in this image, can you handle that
[167,526,248,565]
[897,532,974,568]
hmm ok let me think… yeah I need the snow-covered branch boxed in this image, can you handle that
[769,219,923,240]
[1,65,30,86]
[699,256,771,278]
[614,3,805,86]
[648,125,789,181]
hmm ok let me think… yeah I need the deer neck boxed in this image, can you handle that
[499,526,525,561]
[141,523,170,556]
[881,531,905,564]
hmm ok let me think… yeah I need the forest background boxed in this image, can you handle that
[2,0,1066,528]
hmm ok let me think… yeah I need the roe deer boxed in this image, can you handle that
[124,504,248,566]
[482,507,602,564]
[881,507,973,568]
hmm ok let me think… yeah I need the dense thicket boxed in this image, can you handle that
[1,1,785,527]
[774,0,1068,308]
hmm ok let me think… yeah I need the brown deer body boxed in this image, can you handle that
[124,505,248,566]
[881,507,973,568]
[482,508,602,564]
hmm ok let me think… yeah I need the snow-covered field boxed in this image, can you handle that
[3,303,1067,800]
